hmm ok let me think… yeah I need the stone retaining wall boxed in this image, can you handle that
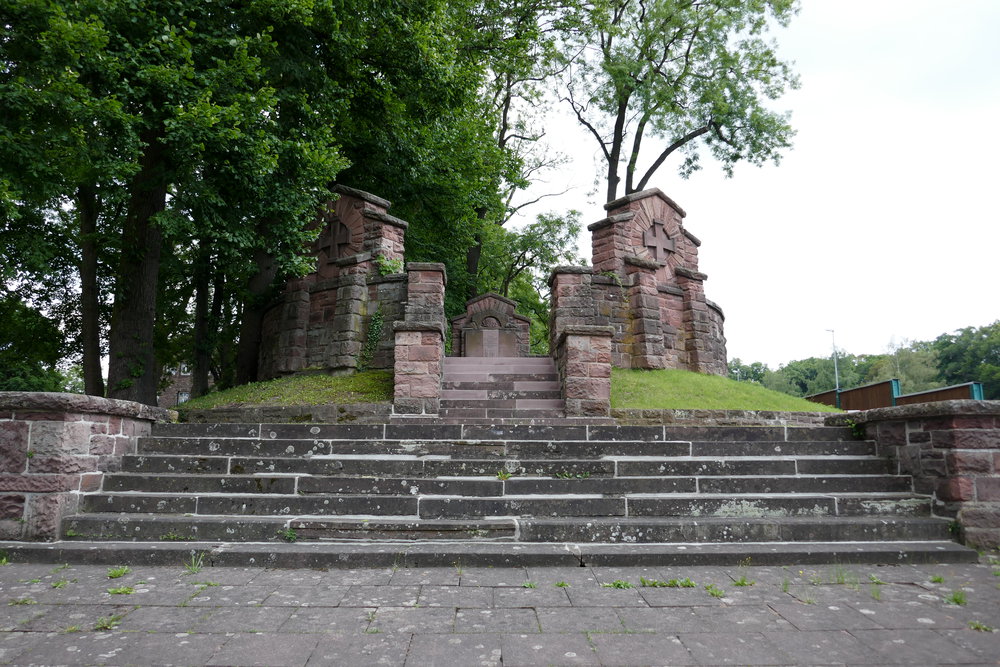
[827,400,1000,549]
[0,393,171,540]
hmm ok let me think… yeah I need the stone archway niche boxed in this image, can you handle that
[450,293,531,357]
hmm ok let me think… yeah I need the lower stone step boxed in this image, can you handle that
[60,514,514,542]
[517,516,955,543]
[60,513,955,545]
[2,539,977,567]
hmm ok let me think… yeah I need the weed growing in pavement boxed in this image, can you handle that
[277,527,298,543]
[732,575,755,587]
[639,577,669,588]
[452,561,463,576]
[930,575,945,584]
[781,579,790,593]
[64,625,81,633]
[51,563,70,573]
[22,578,41,584]
[554,581,570,588]
[665,578,696,588]
[868,574,886,585]
[870,585,881,601]
[0,553,8,566]
[107,586,134,595]
[496,470,512,481]
[802,597,816,605]
[704,584,725,598]
[968,620,994,632]
[94,613,124,630]
[184,552,205,575]
[602,580,633,589]
[522,581,537,589]
[9,597,36,606]
[51,579,71,589]
[945,590,967,606]
[107,566,130,579]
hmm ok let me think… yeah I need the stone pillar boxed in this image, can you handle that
[624,258,665,369]
[393,263,446,414]
[0,392,171,540]
[555,325,614,417]
[828,401,1000,550]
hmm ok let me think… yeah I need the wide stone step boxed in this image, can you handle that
[120,454,886,477]
[440,390,563,400]
[437,408,566,419]
[517,516,955,543]
[625,493,931,517]
[136,437,872,459]
[85,492,419,516]
[2,539,980,567]
[441,381,561,392]
[65,512,950,544]
[61,513,515,542]
[148,422,858,444]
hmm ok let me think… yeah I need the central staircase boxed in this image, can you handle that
[58,419,976,565]
[439,356,565,419]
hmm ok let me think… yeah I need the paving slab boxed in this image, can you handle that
[0,561,997,665]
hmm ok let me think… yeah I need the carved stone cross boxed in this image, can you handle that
[334,221,353,257]
[643,219,675,261]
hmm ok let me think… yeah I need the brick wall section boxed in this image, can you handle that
[0,392,171,540]
[550,187,727,375]
[393,263,447,414]
[555,325,614,417]
[828,400,1000,549]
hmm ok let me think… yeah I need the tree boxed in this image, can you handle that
[727,358,768,383]
[0,293,65,392]
[862,339,942,395]
[934,322,1000,400]
[562,0,799,202]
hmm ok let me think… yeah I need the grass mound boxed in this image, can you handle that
[611,368,839,412]
[177,370,393,411]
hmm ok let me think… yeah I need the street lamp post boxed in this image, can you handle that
[827,329,840,392]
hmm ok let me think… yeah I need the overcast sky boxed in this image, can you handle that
[519,1,1000,369]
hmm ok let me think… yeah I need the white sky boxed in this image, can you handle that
[517,0,1000,369]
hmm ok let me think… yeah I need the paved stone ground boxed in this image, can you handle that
[1,558,999,666]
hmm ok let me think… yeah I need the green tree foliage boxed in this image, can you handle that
[727,358,768,383]
[562,0,799,201]
[935,322,1000,400]
[0,293,65,392]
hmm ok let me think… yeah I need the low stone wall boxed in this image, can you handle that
[827,400,1000,549]
[613,409,830,426]
[179,402,391,424]
[0,392,172,540]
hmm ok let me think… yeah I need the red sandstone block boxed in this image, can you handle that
[80,472,103,492]
[89,434,116,456]
[409,377,441,399]
[0,422,28,473]
[976,478,1000,502]
[958,504,1000,528]
[0,474,79,492]
[875,422,907,447]
[13,411,87,422]
[28,456,98,475]
[0,494,25,520]
[395,331,422,346]
[933,430,1000,449]
[937,477,976,502]
[27,493,76,540]
[408,346,440,362]
[947,451,994,475]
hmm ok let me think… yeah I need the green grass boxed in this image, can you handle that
[611,368,840,412]
[176,370,393,412]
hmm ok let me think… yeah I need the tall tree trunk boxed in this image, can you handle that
[107,136,167,405]
[235,245,278,385]
[605,98,630,203]
[76,184,105,397]
[191,241,212,398]
[464,206,490,300]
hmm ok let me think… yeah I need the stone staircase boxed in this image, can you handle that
[439,356,565,419]
[56,421,976,564]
